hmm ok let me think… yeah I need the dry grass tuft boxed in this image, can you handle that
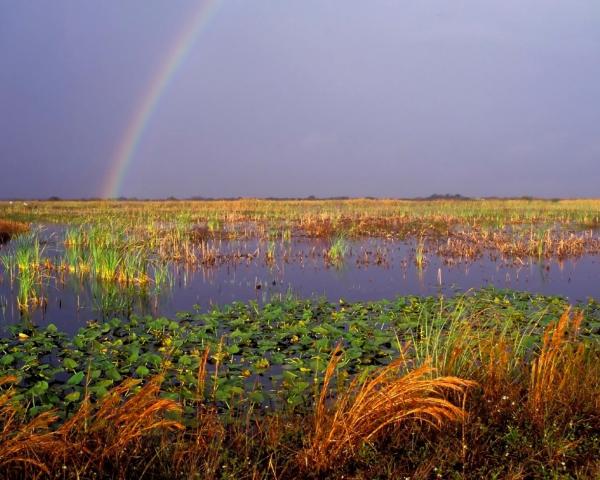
[0,375,183,478]
[0,376,63,476]
[171,347,226,478]
[58,375,183,467]
[528,308,600,430]
[481,337,514,401]
[300,345,476,472]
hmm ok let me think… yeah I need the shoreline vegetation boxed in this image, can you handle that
[1,289,599,479]
[0,219,29,244]
[1,198,599,316]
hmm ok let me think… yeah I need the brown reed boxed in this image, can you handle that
[300,345,475,472]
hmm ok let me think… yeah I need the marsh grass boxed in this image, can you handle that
[0,375,183,478]
[326,235,348,264]
[0,251,17,280]
[265,240,276,264]
[152,261,173,293]
[2,198,600,243]
[300,344,475,472]
[0,302,599,478]
[1,199,599,318]
[528,308,600,431]
[415,237,426,269]
[0,220,28,244]
[407,296,548,382]
[0,233,48,311]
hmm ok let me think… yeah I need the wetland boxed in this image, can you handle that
[1,199,599,479]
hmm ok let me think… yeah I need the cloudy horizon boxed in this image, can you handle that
[1,1,599,199]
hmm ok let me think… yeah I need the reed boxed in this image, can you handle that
[528,308,600,431]
[265,240,276,264]
[0,375,183,478]
[0,252,17,280]
[300,345,475,472]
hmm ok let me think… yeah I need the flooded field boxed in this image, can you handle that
[1,228,599,332]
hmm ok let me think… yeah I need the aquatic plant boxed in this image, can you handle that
[0,252,17,280]
[207,217,220,234]
[13,233,42,272]
[152,261,173,292]
[282,227,292,243]
[327,235,348,263]
[415,237,425,269]
[119,247,148,284]
[91,242,121,280]
[16,269,39,310]
[265,241,276,264]
[0,233,47,311]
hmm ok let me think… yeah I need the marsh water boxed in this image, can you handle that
[1,226,599,333]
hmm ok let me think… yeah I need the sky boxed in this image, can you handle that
[1,0,599,199]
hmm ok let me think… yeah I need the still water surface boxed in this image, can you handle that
[1,229,598,333]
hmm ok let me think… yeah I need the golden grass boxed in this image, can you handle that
[0,219,28,242]
[0,375,183,478]
[0,376,63,476]
[59,376,183,465]
[300,345,476,472]
[528,309,600,430]
[171,346,227,478]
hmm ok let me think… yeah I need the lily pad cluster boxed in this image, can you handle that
[1,288,599,419]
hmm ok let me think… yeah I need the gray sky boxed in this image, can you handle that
[1,0,599,199]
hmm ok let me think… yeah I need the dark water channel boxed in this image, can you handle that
[1,227,599,333]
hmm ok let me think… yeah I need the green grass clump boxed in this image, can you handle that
[327,235,348,263]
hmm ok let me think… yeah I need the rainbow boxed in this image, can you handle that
[103,0,222,199]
